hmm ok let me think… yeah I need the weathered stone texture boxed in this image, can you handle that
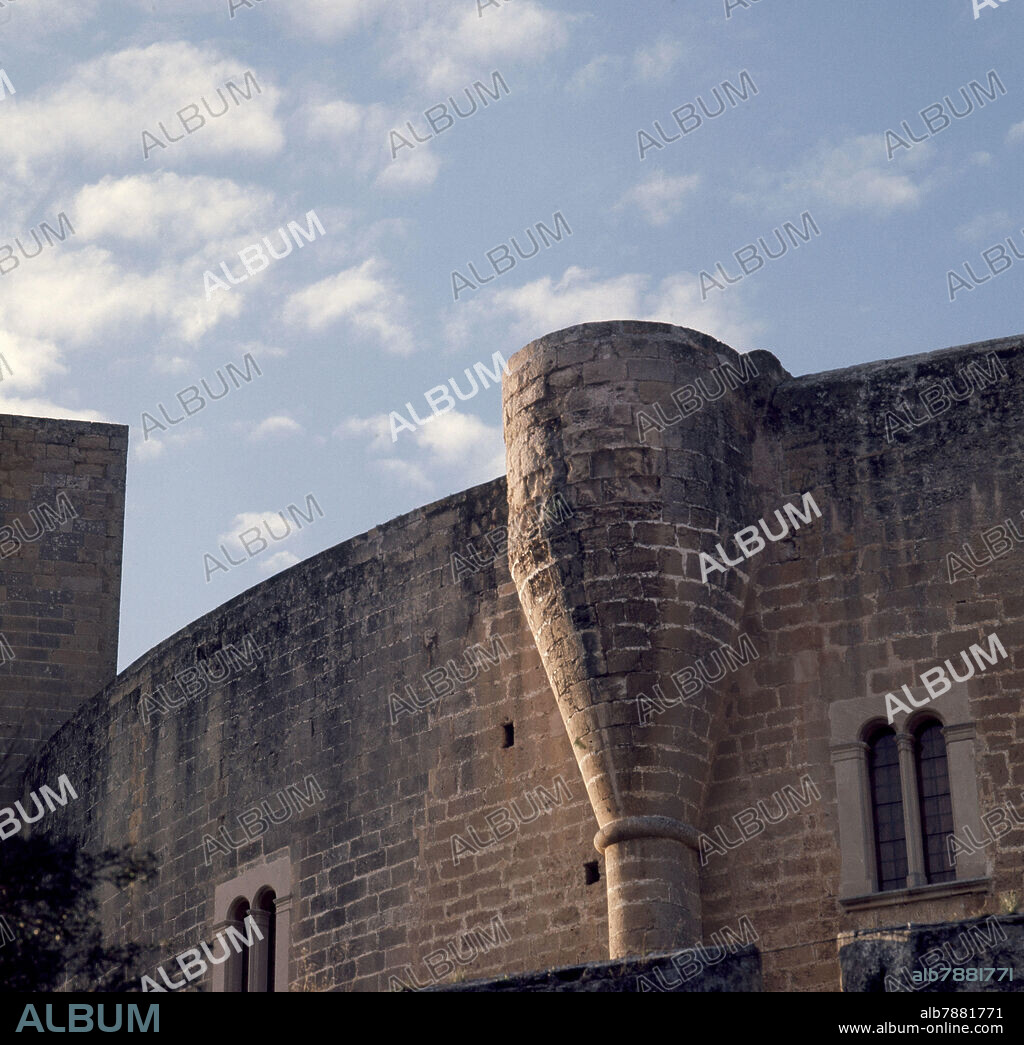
[502,322,1024,989]
[430,945,761,992]
[697,333,1024,991]
[18,320,1024,992]
[840,914,1024,992]
[29,478,608,991]
[0,414,126,807]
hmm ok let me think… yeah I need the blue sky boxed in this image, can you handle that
[0,0,1020,669]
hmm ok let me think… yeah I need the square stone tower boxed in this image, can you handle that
[0,414,127,806]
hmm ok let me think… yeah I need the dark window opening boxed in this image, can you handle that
[584,861,600,886]
[226,897,250,993]
[915,720,955,884]
[868,727,908,891]
[502,722,514,749]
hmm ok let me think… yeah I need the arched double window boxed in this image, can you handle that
[212,856,292,992]
[830,686,987,905]
[865,717,954,891]
[222,892,277,992]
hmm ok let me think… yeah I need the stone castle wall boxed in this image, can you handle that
[19,320,1024,992]
[696,331,1024,990]
[0,415,126,808]
[28,477,609,992]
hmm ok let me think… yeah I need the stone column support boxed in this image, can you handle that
[502,320,788,959]
[895,732,927,887]
[246,910,272,992]
[594,816,702,955]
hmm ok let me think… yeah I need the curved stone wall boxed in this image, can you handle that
[28,477,608,991]
[22,320,1024,993]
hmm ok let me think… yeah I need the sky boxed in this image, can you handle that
[0,0,1020,670]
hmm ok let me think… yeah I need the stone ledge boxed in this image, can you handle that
[840,877,991,912]
[426,946,761,992]
[839,912,1024,992]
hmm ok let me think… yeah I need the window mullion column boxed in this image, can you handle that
[896,732,927,887]
[247,910,273,992]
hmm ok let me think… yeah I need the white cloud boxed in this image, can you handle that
[283,259,415,354]
[415,411,505,476]
[218,510,301,551]
[0,245,243,350]
[0,331,66,391]
[739,135,930,215]
[304,97,392,172]
[385,0,570,90]
[239,341,289,360]
[132,428,204,462]
[568,55,625,94]
[343,409,506,495]
[617,171,701,227]
[0,176,300,389]
[277,0,387,39]
[259,550,301,575]
[379,458,433,492]
[971,151,993,165]
[0,42,284,183]
[632,37,684,82]
[282,0,569,87]
[2,0,99,34]
[796,136,927,210]
[336,414,394,453]
[0,245,244,442]
[152,356,194,375]
[1007,121,1024,145]
[297,3,568,182]
[956,211,1011,242]
[305,98,374,140]
[0,178,289,428]
[73,174,275,251]
[570,37,684,94]
[449,265,762,351]
[0,396,108,423]
[250,415,303,439]
[303,94,442,189]
[275,0,570,93]
[376,148,443,190]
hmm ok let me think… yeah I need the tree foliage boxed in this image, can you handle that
[0,832,158,992]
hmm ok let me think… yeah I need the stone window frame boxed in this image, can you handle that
[211,853,292,992]
[829,681,989,910]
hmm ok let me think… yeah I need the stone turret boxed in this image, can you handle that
[502,321,788,958]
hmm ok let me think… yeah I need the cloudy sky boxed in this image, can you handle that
[0,0,1020,668]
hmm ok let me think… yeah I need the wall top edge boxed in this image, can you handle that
[0,412,129,435]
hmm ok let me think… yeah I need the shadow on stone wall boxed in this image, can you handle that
[840,913,1024,992]
[428,945,762,992]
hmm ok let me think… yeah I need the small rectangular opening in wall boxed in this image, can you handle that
[502,722,514,748]
[584,861,600,886]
